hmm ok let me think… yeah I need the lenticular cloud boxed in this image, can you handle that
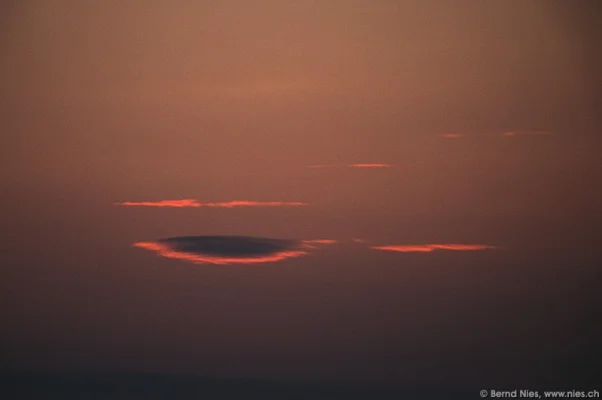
[133,235,326,265]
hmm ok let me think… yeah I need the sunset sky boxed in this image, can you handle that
[1,0,601,393]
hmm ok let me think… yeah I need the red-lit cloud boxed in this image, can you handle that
[371,245,435,253]
[134,241,308,265]
[133,235,312,265]
[307,164,340,169]
[301,239,338,248]
[202,201,307,208]
[115,199,201,207]
[439,133,466,139]
[115,200,308,208]
[307,164,393,169]
[350,163,393,168]
[502,131,551,137]
[429,244,496,251]
[135,236,498,264]
[371,244,496,253]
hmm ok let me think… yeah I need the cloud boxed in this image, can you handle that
[133,235,312,265]
[370,244,496,253]
[202,201,307,208]
[115,200,308,208]
[438,133,466,139]
[134,237,497,264]
[307,164,339,169]
[301,239,338,248]
[371,245,435,253]
[350,164,393,168]
[502,131,551,137]
[429,244,496,251]
[307,164,393,169]
[115,199,201,207]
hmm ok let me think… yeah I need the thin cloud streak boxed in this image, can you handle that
[439,133,466,139]
[430,244,496,251]
[350,164,393,168]
[371,244,497,253]
[203,201,307,208]
[115,199,201,207]
[502,131,551,137]
[115,200,308,208]
[307,164,393,169]
[307,164,340,169]
[301,239,338,248]
[372,245,435,253]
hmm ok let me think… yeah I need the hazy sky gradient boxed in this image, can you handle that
[1,0,601,389]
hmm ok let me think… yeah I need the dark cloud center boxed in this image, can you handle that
[159,236,298,257]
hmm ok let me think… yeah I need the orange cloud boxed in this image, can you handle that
[134,241,308,265]
[307,164,339,169]
[301,239,338,248]
[430,244,496,251]
[307,163,393,169]
[115,200,307,208]
[302,239,338,245]
[115,199,201,207]
[371,244,496,253]
[133,235,313,265]
[371,245,435,253]
[502,131,551,137]
[349,164,393,168]
[439,133,466,139]
[202,201,307,208]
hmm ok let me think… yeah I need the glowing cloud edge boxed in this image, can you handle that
[133,241,309,265]
[370,244,497,253]
[115,200,308,208]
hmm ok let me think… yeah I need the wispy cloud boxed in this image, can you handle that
[133,235,310,265]
[371,245,435,253]
[202,201,307,208]
[116,199,201,207]
[438,133,466,139]
[371,244,496,253]
[301,239,338,248]
[428,244,496,251]
[307,163,393,169]
[115,200,308,208]
[502,131,551,137]
[350,163,393,168]
[307,164,340,169]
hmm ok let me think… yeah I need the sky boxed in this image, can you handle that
[1,0,601,391]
